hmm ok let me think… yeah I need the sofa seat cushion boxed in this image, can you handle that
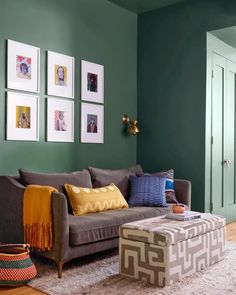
[69,206,164,246]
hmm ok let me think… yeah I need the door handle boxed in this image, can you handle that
[223,159,231,168]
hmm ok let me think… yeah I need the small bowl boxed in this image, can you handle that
[172,204,185,214]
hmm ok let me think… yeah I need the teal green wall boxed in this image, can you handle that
[0,0,137,174]
[137,0,236,211]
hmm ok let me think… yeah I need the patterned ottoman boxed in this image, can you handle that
[119,214,226,287]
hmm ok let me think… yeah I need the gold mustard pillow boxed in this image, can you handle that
[64,183,129,216]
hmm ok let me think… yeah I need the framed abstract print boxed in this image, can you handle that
[81,103,104,143]
[47,51,75,99]
[81,60,104,104]
[7,92,39,141]
[7,40,40,93]
[47,97,74,142]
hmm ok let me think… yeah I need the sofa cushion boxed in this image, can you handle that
[142,169,178,204]
[88,165,143,199]
[19,168,92,193]
[128,175,167,207]
[68,206,167,246]
[64,183,128,216]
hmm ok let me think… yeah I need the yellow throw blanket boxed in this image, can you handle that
[23,185,58,251]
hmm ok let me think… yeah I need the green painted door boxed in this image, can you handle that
[211,53,236,222]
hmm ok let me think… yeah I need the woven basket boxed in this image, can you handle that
[0,244,37,286]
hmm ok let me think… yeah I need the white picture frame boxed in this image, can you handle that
[81,60,104,103]
[47,51,74,99]
[81,103,104,143]
[47,97,74,142]
[7,40,40,93]
[7,91,39,141]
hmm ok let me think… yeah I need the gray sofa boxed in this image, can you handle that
[0,165,191,277]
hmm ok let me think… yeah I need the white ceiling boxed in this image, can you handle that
[108,0,186,14]
[211,26,236,49]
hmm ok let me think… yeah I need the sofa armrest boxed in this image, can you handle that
[174,179,191,209]
[49,192,69,261]
[0,177,70,260]
[0,176,25,243]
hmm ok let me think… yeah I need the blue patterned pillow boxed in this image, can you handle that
[128,175,167,207]
[140,169,178,203]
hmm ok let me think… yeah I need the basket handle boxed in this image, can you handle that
[0,244,30,253]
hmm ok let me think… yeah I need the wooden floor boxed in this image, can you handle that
[0,222,236,295]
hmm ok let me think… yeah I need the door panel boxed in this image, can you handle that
[211,53,226,216]
[225,60,236,222]
[211,54,236,222]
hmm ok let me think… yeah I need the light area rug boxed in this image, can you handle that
[29,242,236,295]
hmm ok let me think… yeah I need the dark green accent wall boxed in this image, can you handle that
[0,0,137,174]
[137,0,236,211]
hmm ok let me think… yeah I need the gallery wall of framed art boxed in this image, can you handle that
[5,39,105,144]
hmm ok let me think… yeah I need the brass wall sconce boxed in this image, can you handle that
[122,114,140,135]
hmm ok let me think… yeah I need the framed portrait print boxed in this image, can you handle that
[7,40,40,93]
[7,92,39,141]
[47,97,74,142]
[81,60,104,104]
[47,51,74,99]
[81,103,104,143]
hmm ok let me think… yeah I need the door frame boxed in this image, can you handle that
[205,33,236,213]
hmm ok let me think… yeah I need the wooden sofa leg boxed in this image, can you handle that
[57,261,64,278]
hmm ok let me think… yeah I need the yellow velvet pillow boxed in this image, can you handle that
[64,183,129,216]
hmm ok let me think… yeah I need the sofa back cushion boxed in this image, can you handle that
[88,165,143,199]
[19,168,93,193]
[64,183,128,216]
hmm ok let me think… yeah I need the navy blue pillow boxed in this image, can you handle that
[128,175,167,207]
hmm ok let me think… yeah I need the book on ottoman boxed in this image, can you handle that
[166,210,201,221]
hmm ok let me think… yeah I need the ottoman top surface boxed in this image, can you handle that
[120,213,225,246]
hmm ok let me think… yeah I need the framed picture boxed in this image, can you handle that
[81,103,104,143]
[47,51,74,99]
[81,60,104,103]
[7,40,40,93]
[47,97,74,142]
[7,92,39,141]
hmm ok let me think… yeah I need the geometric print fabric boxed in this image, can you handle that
[120,214,226,246]
[119,214,226,287]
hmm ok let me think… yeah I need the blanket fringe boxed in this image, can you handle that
[24,223,52,251]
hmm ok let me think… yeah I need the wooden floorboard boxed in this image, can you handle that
[0,286,44,294]
[0,222,235,295]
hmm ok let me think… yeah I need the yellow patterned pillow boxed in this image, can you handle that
[64,183,129,216]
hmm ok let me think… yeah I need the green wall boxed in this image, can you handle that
[137,0,236,211]
[0,0,137,174]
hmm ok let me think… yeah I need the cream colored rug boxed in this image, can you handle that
[29,242,236,295]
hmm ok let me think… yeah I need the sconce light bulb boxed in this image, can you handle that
[122,114,129,124]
